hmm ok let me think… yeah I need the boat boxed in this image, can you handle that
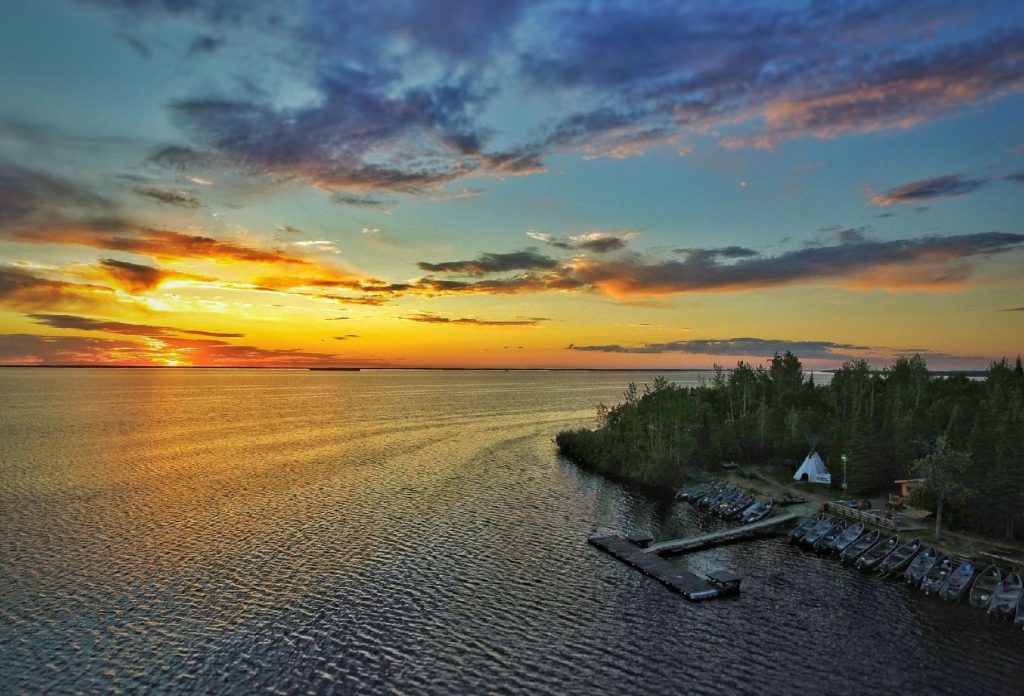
[939,560,976,601]
[695,486,725,509]
[710,488,742,516]
[1015,590,1024,628]
[719,494,754,519]
[828,522,865,555]
[705,487,731,508]
[877,538,920,577]
[677,483,713,501]
[840,528,881,564]
[855,535,899,572]
[968,565,1002,608]
[740,498,773,524]
[788,514,823,544]
[903,546,937,587]
[921,556,953,595]
[988,573,1022,618]
[777,495,808,506]
[812,520,847,554]
[798,516,836,549]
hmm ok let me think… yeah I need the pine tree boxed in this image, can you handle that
[912,436,971,539]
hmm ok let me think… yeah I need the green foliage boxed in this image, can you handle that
[556,353,1024,539]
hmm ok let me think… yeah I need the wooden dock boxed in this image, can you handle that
[588,533,732,601]
[824,502,927,532]
[643,512,800,555]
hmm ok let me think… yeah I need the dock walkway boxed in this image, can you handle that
[588,534,731,600]
[643,512,800,555]
[824,502,927,531]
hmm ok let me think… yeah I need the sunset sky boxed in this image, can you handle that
[1,0,1022,369]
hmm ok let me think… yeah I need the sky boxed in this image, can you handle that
[0,0,1022,369]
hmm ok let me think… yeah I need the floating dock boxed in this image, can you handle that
[588,533,737,601]
[643,512,800,555]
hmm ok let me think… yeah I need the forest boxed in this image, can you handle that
[555,353,1024,540]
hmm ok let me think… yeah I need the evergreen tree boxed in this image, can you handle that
[911,436,970,539]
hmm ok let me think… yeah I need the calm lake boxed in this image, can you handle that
[1,368,1021,694]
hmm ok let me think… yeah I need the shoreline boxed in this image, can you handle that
[700,466,1024,567]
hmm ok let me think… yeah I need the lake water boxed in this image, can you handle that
[1,368,1021,694]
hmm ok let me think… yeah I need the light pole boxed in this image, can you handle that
[841,454,848,491]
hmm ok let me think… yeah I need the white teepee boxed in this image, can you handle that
[793,451,831,484]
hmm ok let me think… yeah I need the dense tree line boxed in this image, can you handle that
[556,353,1024,539]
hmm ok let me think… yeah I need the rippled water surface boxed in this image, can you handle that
[2,368,1022,694]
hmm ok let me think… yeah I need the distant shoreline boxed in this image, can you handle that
[0,365,988,376]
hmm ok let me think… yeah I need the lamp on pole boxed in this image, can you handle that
[841,454,848,491]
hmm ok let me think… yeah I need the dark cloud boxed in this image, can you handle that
[187,35,224,57]
[1000,306,1024,312]
[92,1,1024,196]
[1003,171,1024,184]
[836,227,869,244]
[333,334,359,340]
[570,233,1024,296]
[11,224,316,266]
[404,314,545,326]
[0,268,116,312]
[673,246,759,260]
[870,174,988,205]
[525,4,1024,149]
[117,33,151,58]
[567,337,869,360]
[578,237,627,253]
[528,230,636,253]
[131,185,202,208]
[417,250,559,275]
[0,161,113,226]
[95,258,211,292]
[28,313,243,338]
[254,231,1024,305]
[148,145,219,171]
[331,193,393,210]
[275,224,304,235]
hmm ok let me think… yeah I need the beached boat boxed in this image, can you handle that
[799,516,836,549]
[1015,591,1024,628]
[988,573,1022,618]
[903,546,937,587]
[788,514,823,544]
[710,489,741,516]
[812,520,847,554]
[777,495,807,506]
[740,498,773,524]
[969,565,1002,608]
[877,538,920,577]
[855,535,899,572]
[921,556,953,595]
[705,486,739,512]
[840,528,880,564]
[697,486,729,510]
[828,522,864,555]
[939,560,976,602]
[677,483,713,501]
[719,494,754,519]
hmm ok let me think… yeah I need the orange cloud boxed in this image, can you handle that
[403,313,547,326]
[92,258,214,292]
[0,267,119,312]
[0,332,360,367]
[13,224,314,266]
